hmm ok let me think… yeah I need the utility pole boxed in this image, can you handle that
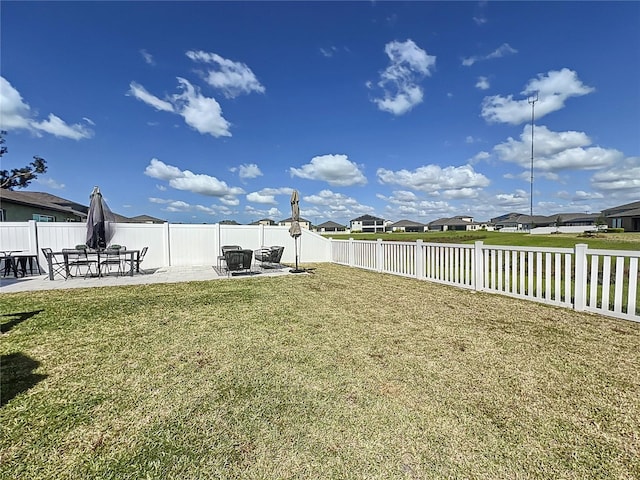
[528,91,539,222]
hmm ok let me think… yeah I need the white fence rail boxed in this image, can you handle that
[331,239,640,323]
[0,221,331,271]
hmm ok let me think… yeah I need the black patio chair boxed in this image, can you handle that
[100,249,124,276]
[123,246,148,274]
[62,248,98,278]
[269,246,285,265]
[41,248,67,280]
[224,249,253,276]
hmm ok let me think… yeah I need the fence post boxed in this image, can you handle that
[376,238,383,272]
[259,224,265,247]
[416,239,424,279]
[27,220,38,254]
[328,237,333,263]
[163,222,171,267]
[348,238,354,267]
[574,243,588,312]
[474,241,484,291]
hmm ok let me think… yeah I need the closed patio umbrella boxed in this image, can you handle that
[86,186,115,250]
[289,190,304,273]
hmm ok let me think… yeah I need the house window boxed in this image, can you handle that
[32,214,55,222]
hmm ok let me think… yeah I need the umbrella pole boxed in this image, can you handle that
[290,236,304,274]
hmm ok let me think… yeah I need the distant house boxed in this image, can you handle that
[602,201,640,232]
[279,217,311,230]
[491,212,599,231]
[350,214,385,233]
[428,216,491,232]
[389,219,426,233]
[0,190,88,222]
[315,221,346,233]
[219,219,240,225]
[250,218,276,226]
[123,214,165,224]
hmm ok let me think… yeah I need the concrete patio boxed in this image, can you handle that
[0,264,299,293]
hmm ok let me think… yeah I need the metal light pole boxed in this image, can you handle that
[528,91,539,222]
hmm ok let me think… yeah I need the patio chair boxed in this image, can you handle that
[123,246,148,274]
[62,248,98,278]
[41,248,67,280]
[100,248,124,276]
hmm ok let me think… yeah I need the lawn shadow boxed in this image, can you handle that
[1,309,44,333]
[1,352,47,407]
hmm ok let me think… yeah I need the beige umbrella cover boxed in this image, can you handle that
[289,190,302,238]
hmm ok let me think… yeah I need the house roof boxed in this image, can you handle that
[602,200,640,215]
[612,207,640,217]
[0,190,88,218]
[316,221,345,229]
[428,217,474,227]
[125,214,166,223]
[391,219,424,227]
[351,214,384,222]
[249,218,275,225]
[280,217,311,223]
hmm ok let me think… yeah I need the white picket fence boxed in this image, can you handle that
[331,239,640,323]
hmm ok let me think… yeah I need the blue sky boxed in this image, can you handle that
[2,1,639,225]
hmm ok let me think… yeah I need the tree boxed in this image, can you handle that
[0,131,48,190]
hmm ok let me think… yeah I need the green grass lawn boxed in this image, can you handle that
[325,231,640,251]
[2,264,639,479]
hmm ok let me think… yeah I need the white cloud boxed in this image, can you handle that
[377,164,490,194]
[481,68,594,125]
[140,49,155,66]
[476,76,490,90]
[186,50,265,98]
[0,76,93,140]
[591,157,640,193]
[82,117,95,126]
[371,39,436,116]
[35,177,65,189]
[244,205,282,220]
[290,154,367,186]
[462,43,517,66]
[246,192,277,205]
[237,163,263,180]
[144,158,244,197]
[172,78,231,137]
[494,189,530,207]
[128,78,231,137]
[31,114,94,140]
[493,125,620,173]
[128,82,174,112]
[301,189,374,220]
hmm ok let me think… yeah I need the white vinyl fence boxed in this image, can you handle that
[0,221,331,271]
[331,239,640,323]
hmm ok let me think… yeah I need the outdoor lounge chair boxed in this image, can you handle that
[254,246,284,269]
[224,249,253,276]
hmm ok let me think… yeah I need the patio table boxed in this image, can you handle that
[2,251,41,278]
[45,249,140,280]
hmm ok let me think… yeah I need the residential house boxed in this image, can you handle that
[0,190,167,224]
[250,218,276,226]
[428,216,491,232]
[279,217,311,230]
[0,190,88,222]
[602,201,640,232]
[315,221,346,233]
[350,214,385,233]
[389,219,426,232]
